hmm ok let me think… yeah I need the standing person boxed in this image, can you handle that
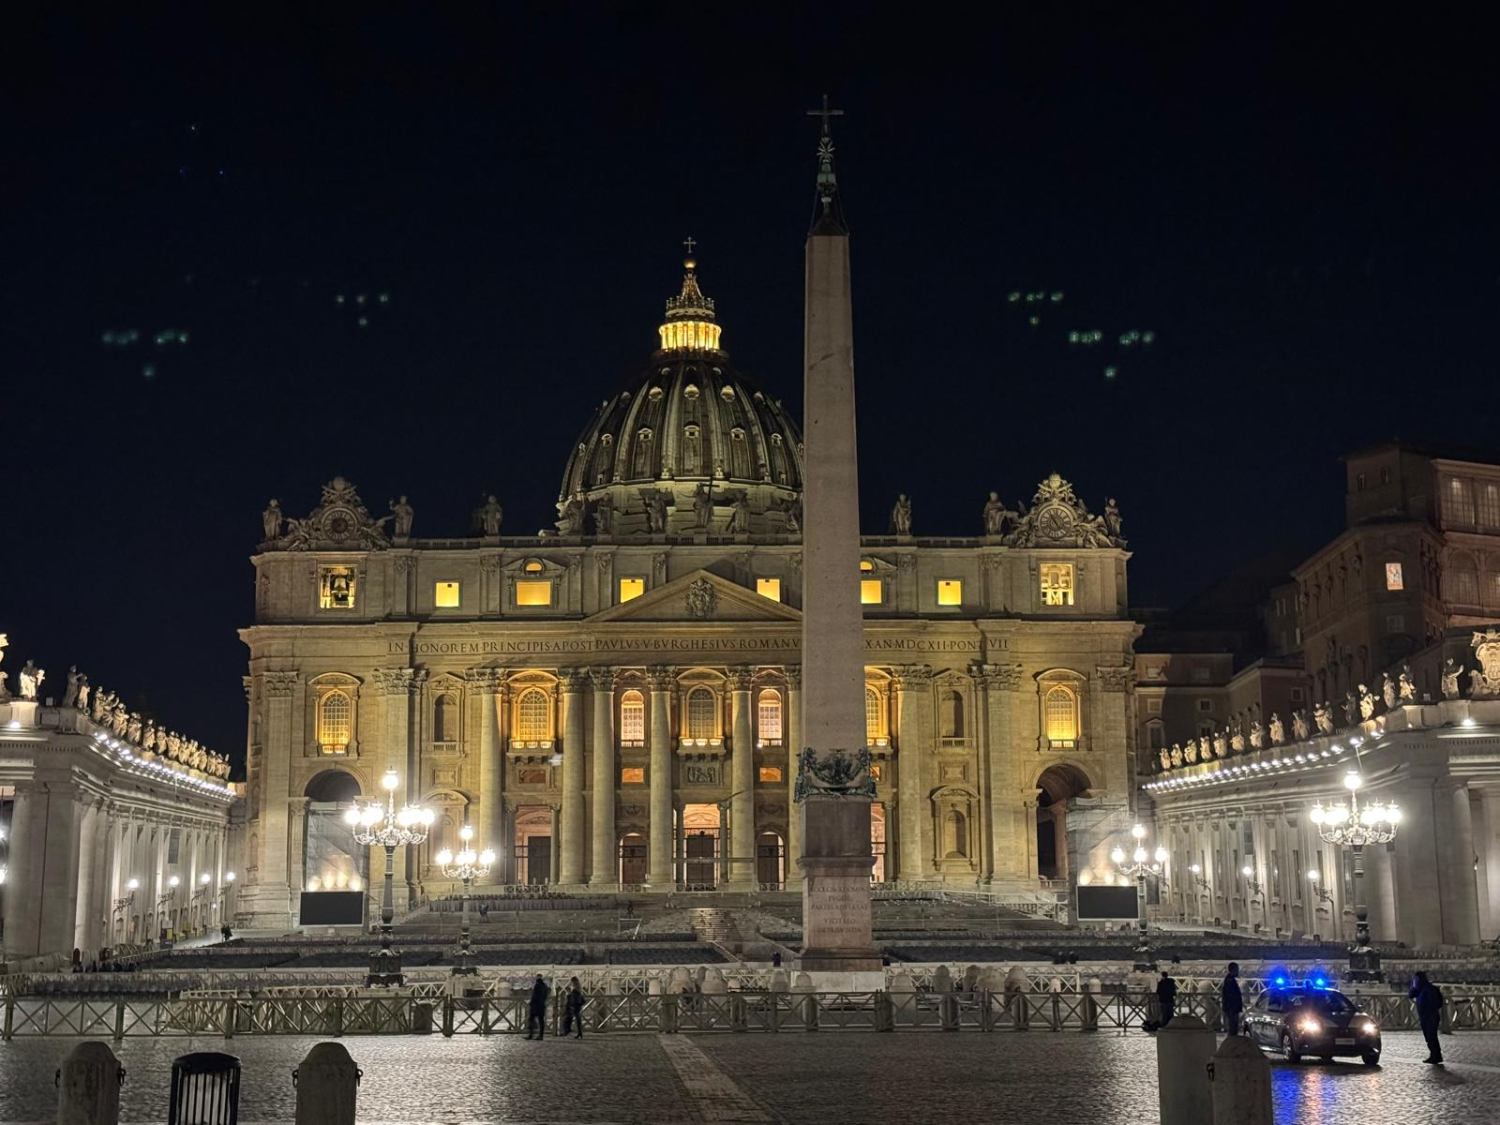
[1221,962,1243,1035]
[1156,969,1179,1028]
[1410,971,1445,1064]
[563,976,585,1039]
[526,974,551,1041]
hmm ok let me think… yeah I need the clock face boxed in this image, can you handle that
[1038,507,1073,539]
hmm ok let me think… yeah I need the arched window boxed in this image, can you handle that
[633,429,654,478]
[620,690,645,744]
[686,687,717,740]
[1445,554,1480,606]
[939,689,964,739]
[757,689,783,745]
[865,688,884,743]
[516,688,552,742]
[433,693,457,743]
[1044,685,1078,746]
[317,691,352,754]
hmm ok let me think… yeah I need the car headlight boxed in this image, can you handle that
[1359,1020,1378,1036]
[1298,1017,1322,1035]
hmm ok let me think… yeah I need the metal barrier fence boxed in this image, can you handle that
[5,987,1496,1038]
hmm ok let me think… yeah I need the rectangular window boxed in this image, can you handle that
[1385,562,1404,591]
[1040,562,1074,606]
[1355,472,1366,490]
[1481,482,1500,530]
[936,579,963,606]
[1380,467,1392,485]
[1386,615,1405,632]
[620,767,645,785]
[618,577,645,603]
[319,567,357,610]
[1192,667,1211,683]
[1146,699,1161,714]
[515,580,553,607]
[167,830,180,864]
[1444,477,1476,525]
[860,579,884,605]
[756,577,782,602]
[1148,724,1165,750]
[435,580,461,608]
[1198,699,1213,712]
[1290,686,1304,702]
[758,766,783,784]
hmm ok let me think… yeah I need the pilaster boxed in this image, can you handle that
[240,670,297,927]
[466,668,504,860]
[894,666,932,881]
[645,667,675,887]
[785,665,804,885]
[559,670,587,885]
[727,668,756,888]
[983,663,1026,881]
[589,667,617,884]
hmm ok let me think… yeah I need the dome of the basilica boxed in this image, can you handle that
[556,258,804,538]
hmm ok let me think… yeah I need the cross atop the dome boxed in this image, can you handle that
[807,94,843,138]
[682,236,697,256]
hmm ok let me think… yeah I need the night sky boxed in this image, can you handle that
[5,8,1498,769]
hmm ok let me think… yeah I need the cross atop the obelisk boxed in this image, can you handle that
[806,94,843,137]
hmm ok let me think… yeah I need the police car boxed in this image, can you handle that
[1242,973,1382,1066]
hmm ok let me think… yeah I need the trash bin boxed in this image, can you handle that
[168,1051,240,1124]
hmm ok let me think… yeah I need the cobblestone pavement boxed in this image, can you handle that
[1,1031,1497,1123]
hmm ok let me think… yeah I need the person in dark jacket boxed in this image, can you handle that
[562,976,585,1039]
[526,974,551,1040]
[1156,970,1179,1027]
[1410,971,1444,1063]
[1221,962,1243,1035]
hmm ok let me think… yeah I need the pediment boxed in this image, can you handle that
[588,568,802,623]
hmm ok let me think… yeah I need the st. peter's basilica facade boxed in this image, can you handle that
[236,260,1140,928]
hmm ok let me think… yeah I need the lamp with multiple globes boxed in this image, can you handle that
[1309,768,1401,979]
[1185,863,1211,924]
[434,824,497,975]
[1111,823,1168,968]
[344,768,434,987]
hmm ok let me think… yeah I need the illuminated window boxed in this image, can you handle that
[757,689,783,744]
[516,688,552,742]
[524,560,544,573]
[756,577,782,602]
[620,767,645,785]
[1445,477,1476,524]
[618,577,645,603]
[317,691,352,754]
[859,559,874,571]
[861,579,884,605]
[620,690,645,744]
[1044,685,1079,746]
[515,580,553,607]
[435,581,461,608]
[1040,563,1074,606]
[937,579,963,606]
[686,687,717,740]
[319,567,357,610]
[870,763,883,782]
[1384,563,1404,591]
[865,688,885,742]
[1481,482,1500,530]
[758,766,783,783]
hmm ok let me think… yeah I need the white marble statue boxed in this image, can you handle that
[1358,685,1377,721]
[1249,720,1265,749]
[262,499,282,541]
[1442,658,1465,700]
[75,676,90,711]
[480,495,504,536]
[1292,709,1310,741]
[18,660,44,701]
[1314,702,1334,735]
[890,494,913,535]
[1269,713,1285,745]
[1381,673,1397,710]
[982,492,1013,536]
[389,495,415,538]
[1398,665,1417,703]
[726,495,751,534]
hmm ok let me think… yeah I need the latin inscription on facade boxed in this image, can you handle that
[386,636,983,656]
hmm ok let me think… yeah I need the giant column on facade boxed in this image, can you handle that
[728,668,756,888]
[784,665,803,886]
[559,670,587,885]
[894,666,932,882]
[646,667,675,887]
[590,667,617,884]
[794,102,880,972]
[241,670,297,926]
[467,668,505,869]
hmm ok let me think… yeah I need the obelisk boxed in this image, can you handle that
[795,98,880,973]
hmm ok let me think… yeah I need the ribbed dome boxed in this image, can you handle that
[555,258,804,539]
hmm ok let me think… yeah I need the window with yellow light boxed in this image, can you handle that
[515,580,553,607]
[758,766,783,783]
[1040,562,1075,606]
[619,577,645,603]
[620,767,645,785]
[319,567,357,610]
[860,579,883,605]
[756,577,782,602]
[434,580,461,608]
[936,579,963,606]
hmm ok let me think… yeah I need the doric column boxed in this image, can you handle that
[1438,781,1482,945]
[558,670,587,885]
[466,668,504,863]
[785,665,804,885]
[645,667,675,887]
[728,668,756,887]
[589,667,617,884]
[894,666,933,881]
[2,788,34,959]
[74,801,100,953]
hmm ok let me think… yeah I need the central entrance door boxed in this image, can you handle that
[620,834,647,885]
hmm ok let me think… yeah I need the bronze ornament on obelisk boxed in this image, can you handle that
[794,97,881,973]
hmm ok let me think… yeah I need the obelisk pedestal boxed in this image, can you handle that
[794,101,881,975]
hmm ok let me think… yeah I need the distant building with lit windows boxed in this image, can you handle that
[236,257,1140,928]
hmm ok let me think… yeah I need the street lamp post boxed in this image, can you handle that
[217,870,236,930]
[113,877,139,940]
[1310,767,1401,980]
[346,768,434,988]
[157,876,180,941]
[435,824,496,976]
[1112,823,1167,970]
[1187,863,1211,925]
[1305,869,1335,936]
[191,873,212,934]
